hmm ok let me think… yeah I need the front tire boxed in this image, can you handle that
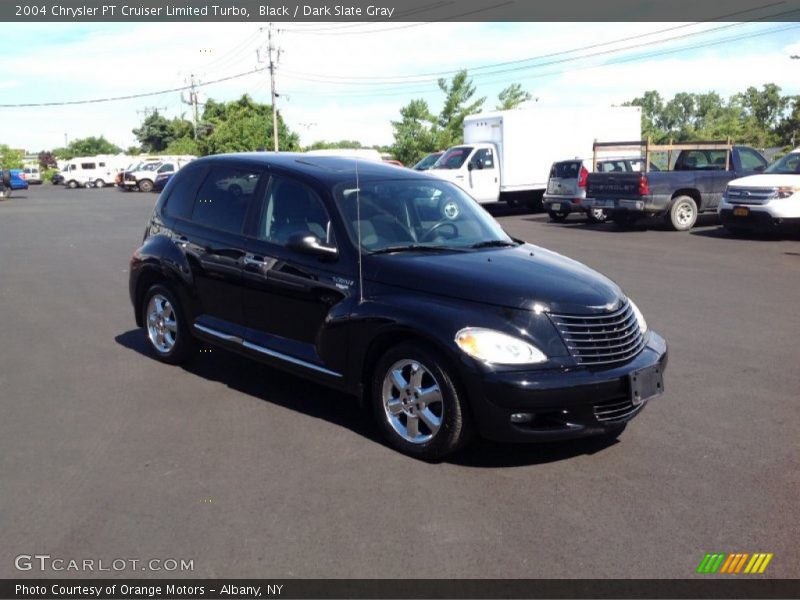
[68,180,78,189]
[138,179,154,193]
[94,179,105,188]
[141,284,194,364]
[667,196,698,231]
[371,343,473,460]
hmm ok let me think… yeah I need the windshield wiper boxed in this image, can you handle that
[470,240,518,249]
[369,244,467,255]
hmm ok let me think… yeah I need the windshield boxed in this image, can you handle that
[765,152,800,174]
[333,178,513,253]
[413,153,441,170]
[432,146,473,170]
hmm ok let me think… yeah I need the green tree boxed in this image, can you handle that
[0,144,24,168]
[163,137,200,156]
[198,94,299,155]
[436,70,485,148]
[390,99,439,166]
[53,136,122,159]
[132,111,172,152]
[496,83,532,110]
[306,140,365,150]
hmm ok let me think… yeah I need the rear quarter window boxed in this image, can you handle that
[161,165,206,221]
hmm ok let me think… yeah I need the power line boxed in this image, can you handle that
[280,23,800,98]
[279,6,798,86]
[0,67,266,108]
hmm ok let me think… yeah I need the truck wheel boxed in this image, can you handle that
[94,179,105,189]
[586,208,608,224]
[371,343,473,461]
[612,213,639,229]
[138,179,154,193]
[667,196,698,231]
[548,211,568,222]
[68,180,78,189]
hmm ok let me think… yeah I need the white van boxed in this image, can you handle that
[60,155,130,189]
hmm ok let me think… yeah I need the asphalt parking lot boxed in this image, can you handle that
[1,184,798,579]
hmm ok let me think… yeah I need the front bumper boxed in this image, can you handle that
[464,331,668,442]
[718,197,800,231]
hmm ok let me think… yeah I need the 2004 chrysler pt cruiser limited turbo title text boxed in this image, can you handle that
[129,154,668,459]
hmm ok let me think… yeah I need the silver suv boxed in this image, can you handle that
[544,158,656,223]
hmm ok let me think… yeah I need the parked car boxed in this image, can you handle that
[129,154,667,460]
[412,152,444,171]
[8,169,29,190]
[585,141,768,230]
[122,157,194,192]
[23,165,42,184]
[544,158,659,223]
[718,148,800,234]
[51,172,65,185]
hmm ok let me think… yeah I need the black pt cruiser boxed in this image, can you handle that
[129,153,667,460]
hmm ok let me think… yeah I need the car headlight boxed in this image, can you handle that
[455,327,547,365]
[628,298,648,334]
[776,186,800,199]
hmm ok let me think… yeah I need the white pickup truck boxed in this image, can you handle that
[718,148,800,234]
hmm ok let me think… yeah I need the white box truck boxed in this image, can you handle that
[426,105,642,207]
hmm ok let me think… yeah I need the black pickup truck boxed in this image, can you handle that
[584,143,769,230]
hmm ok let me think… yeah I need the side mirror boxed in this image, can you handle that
[467,162,474,171]
[286,232,338,259]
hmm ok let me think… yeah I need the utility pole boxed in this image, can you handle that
[181,75,200,140]
[260,24,280,152]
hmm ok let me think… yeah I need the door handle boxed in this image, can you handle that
[243,255,265,267]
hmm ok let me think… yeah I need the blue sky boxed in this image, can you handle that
[1,21,799,153]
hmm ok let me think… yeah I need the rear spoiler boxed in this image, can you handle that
[592,138,734,172]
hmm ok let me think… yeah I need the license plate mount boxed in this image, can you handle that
[629,364,664,406]
[733,206,750,217]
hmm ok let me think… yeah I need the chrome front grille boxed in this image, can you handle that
[550,301,645,366]
[725,187,774,205]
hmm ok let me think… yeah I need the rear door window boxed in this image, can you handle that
[550,161,580,179]
[189,167,265,233]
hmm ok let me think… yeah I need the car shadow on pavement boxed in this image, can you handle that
[114,329,381,445]
[116,329,621,467]
[690,226,800,242]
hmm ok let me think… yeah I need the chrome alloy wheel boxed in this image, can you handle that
[146,294,178,354]
[381,359,444,444]
[675,201,695,227]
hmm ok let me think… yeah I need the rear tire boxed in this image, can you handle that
[666,196,698,231]
[94,179,105,188]
[371,343,473,460]
[141,284,194,365]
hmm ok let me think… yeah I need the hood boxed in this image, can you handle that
[728,174,800,188]
[367,243,624,314]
